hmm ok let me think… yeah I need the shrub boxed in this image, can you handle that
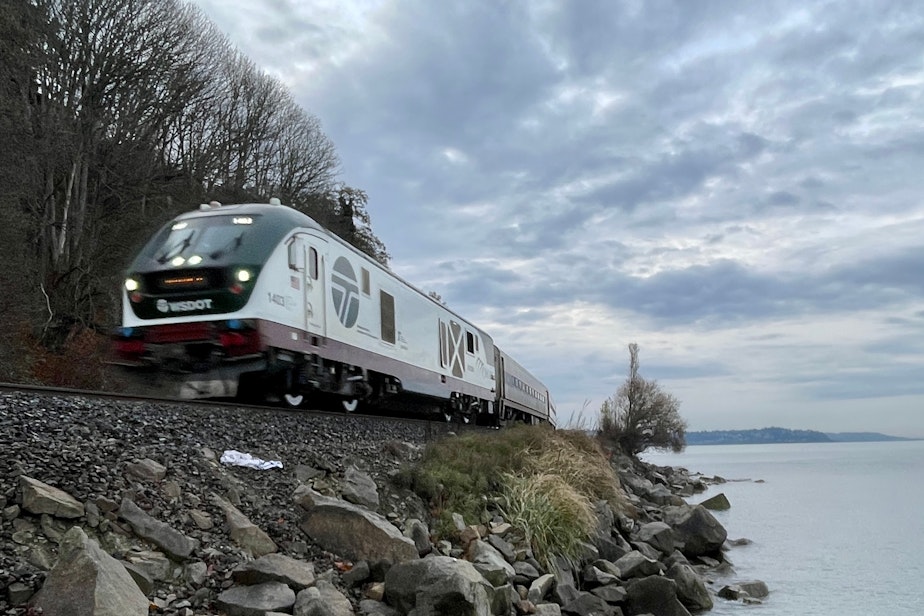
[28,325,112,390]
[598,343,686,455]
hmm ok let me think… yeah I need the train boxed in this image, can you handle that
[112,199,556,427]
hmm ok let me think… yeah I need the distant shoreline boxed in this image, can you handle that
[685,427,919,446]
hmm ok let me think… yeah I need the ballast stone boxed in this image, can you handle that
[20,476,84,519]
[119,498,199,560]
[212,493,278,557]
[341,465,380,509]
[216,581,296,616]
[125,458,167,482]
[232,553,315,590]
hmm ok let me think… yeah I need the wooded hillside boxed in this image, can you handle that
[0,0,387,386]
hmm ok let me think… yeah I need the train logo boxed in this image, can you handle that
[331,257,360,328]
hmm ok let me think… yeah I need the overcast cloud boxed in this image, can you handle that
[191,0,924,436]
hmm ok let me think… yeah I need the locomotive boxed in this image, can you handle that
[113,199,556,426]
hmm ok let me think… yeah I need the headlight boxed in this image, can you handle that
[236,269,252,283]
[124,278,139,292]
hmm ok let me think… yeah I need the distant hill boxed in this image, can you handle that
[823,432,915,442]
[685,427,915,446]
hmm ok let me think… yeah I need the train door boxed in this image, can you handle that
[305,239,328,335]
[495,348,506,420]
[296,236,327,336]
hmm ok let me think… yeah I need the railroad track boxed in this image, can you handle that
[0,381,486,439]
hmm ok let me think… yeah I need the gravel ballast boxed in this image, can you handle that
[0,390,446,614]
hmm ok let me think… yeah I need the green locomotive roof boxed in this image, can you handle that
[130,202,321,273]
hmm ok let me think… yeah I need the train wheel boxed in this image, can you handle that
[283,393,305,408]
[341,398,359,412]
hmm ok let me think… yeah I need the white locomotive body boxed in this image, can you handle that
[115,200,555,426]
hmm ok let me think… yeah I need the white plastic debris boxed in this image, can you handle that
[219,450,283,470]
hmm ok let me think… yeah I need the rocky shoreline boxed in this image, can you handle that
[0,390,766,615]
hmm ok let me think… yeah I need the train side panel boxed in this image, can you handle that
[249,225,498,410]
[496,348,556,427]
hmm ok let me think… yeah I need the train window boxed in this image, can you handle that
[308,247,318,280]
[287,240,303,271]
[361,268,370,296]
[380,291,396,343]
[466,331,475,354]
[439,321,449,367]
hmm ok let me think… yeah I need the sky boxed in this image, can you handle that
[189,0,924,437]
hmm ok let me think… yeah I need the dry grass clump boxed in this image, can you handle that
[524,430,624,510]
[396,424,627,566]
[500,472,598,568]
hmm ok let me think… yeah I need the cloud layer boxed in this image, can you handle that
[192,0,924,436]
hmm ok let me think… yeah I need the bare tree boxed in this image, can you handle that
[23,0,207,339]
[598,343,686,455]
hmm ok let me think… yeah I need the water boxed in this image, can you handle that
[642,441,924,615]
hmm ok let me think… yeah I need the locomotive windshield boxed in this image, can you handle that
[143,215,258,267]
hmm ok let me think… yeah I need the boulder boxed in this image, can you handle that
[342,466,380,509]
[120,560,154,595]
[294,579,354,616]
[233,553,315,590]
[486,533,516,563]
[590,584,627,605]
[562,591,619,616]
[738,580,769,598]
[122,549,175,582]
[296,487,417,563]
[645,483,685,506]
[581,564,619,587]
[216,581,296,616]
[20,476,84,519]
[630,539,663,562]
[342,560,371,586]
[467,539,516,586]
[358,598,402,615]
[31,527,149,616]
[489,582,516,616]
[625,575,691,616]
[663,504,727,557]
[213,494,277,557]
[592,533,632,562]
[404,518,432,556]
[666,562,713,611]
[699,492,730,511]
[512,560,540,584]
[119,499,198,560]
[527,573,556,604]
[636,521,675,555]
[718,580,769,600]
[384,555,493,615]
[613,550,662,579]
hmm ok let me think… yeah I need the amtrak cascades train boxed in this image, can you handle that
[113,199,556,426]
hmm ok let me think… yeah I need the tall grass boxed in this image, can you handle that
[396,424,626,566]
[499,472,598,568]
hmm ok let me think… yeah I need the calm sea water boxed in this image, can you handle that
[642,441,924,616]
